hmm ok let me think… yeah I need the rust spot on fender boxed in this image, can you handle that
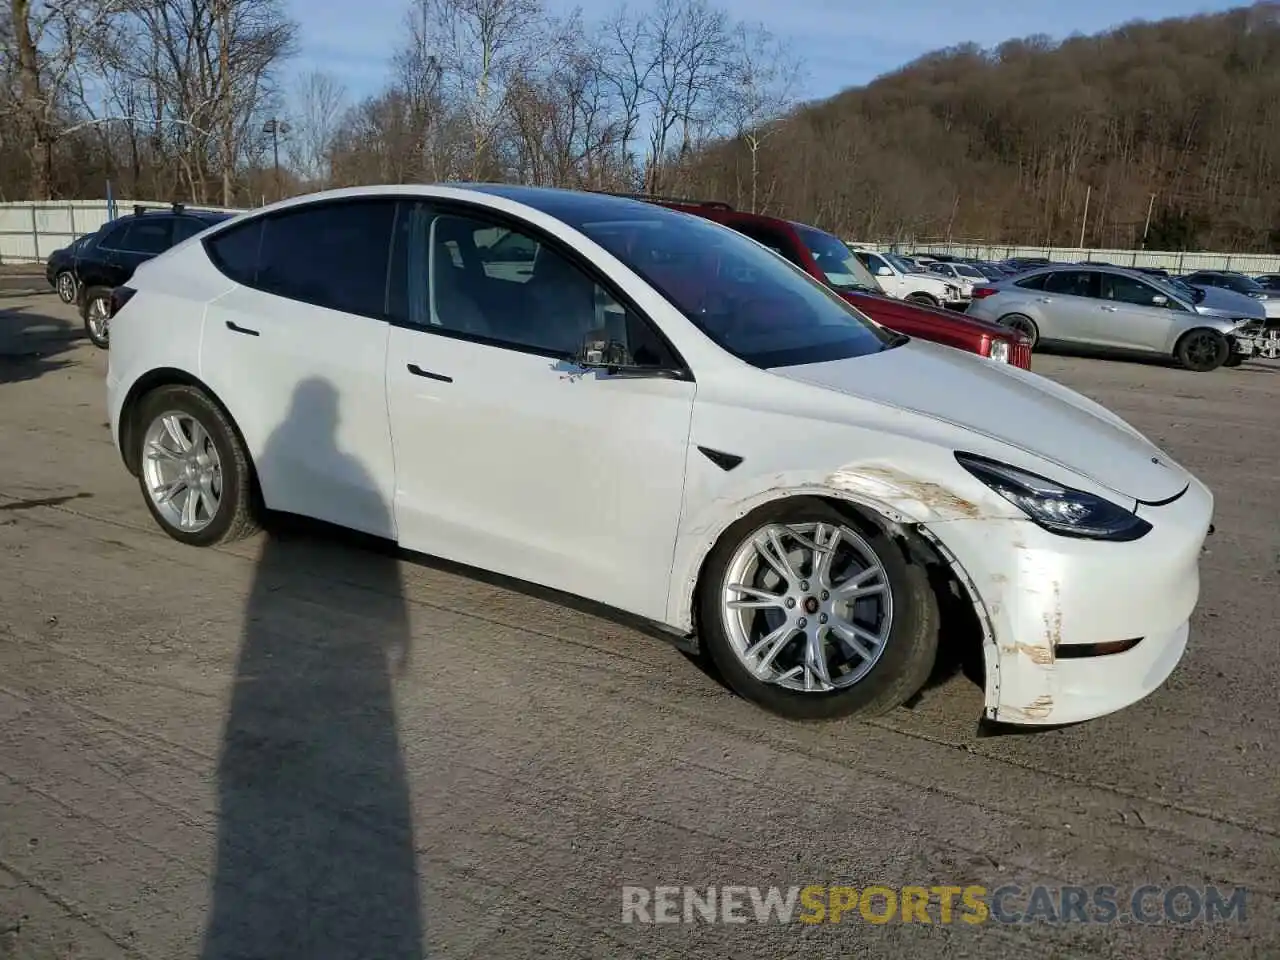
[1012,642,1054,665]
[827,465,981,520]
[1042,581,1063,659]
[1006,694,1054,721]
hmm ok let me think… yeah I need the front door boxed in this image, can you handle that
[1090,271,1180,353]
[384,202,696,621]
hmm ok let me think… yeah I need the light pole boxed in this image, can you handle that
[262,118,290,201]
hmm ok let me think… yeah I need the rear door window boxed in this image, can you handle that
[1042,271,1100,298]
[111,218,173,254]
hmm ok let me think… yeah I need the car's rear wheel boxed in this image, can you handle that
[1175,328,1229,372]
[697,499,938,721]
[55,271,77,303]
[1000,313,1039,348]
[135,385,259,546]
[81,285,112,348]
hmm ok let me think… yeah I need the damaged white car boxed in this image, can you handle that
[106,184,1214,727]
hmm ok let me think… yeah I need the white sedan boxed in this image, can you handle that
[105,185,1214,726]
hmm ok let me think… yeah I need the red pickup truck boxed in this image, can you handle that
[627,197,1033,370]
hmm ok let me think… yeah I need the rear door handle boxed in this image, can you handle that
[407,363,452,383]
[1100,305,1119,312]
[1036,297,1053,303]
[225,320,259,336]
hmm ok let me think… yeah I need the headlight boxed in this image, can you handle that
[988,339,1010,363]
[955,452,1152,541]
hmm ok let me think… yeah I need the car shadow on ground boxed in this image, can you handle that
[1033,343,1280,374]
[0,295,81,385]
[201,378,425,960]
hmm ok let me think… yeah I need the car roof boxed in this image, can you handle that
[1012,262,1170,283]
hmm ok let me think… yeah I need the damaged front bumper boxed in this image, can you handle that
[922,476,1214,727]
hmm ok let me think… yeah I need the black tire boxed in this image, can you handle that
[55,271,77,303]
[134,384,260,546]
[1175,328,1229,372]
[1223,353,1244,368]
[81,285,112,349]
[696,498,939,722]
[905,292,939,308]
[1000,313,1039,349]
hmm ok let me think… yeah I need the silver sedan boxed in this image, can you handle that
[966,264,1265,372]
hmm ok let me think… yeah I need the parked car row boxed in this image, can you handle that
[41,203,233,347]
[964,263,1280,371]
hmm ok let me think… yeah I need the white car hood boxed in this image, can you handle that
[770,339,1189,505]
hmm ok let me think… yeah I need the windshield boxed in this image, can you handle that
[1212,274,1264,295]
[563,210,898,368]
[793,224,883,294]
[884,253,924,274]
[1163,276,1205,303]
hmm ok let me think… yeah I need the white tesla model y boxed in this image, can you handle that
[106,185,1214,727]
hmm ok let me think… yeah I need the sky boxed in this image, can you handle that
[282,0,1246,107]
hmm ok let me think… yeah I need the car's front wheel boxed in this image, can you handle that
[55,271,77,303]
[697,499,938,721]
[1175,328,1229,372]
[905,292,939,308]
[81,285,112,348]
[134,385,259,546]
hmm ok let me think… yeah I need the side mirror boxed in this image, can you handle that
[876,266,893,277]
[574,334,630,369]
[1151,294,1169,306]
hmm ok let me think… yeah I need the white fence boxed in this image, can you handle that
[873,241,1280,275]
[5,199,1280,275]
[0,199,244,264]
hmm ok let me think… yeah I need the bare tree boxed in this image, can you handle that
[414,0,543,179]
[722,21,801,212]
[639,0,730,193]
[7,0,126,198]
[287,69,347,187]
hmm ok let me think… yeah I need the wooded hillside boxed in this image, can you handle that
[5,1,1280,254]
[686,2,1280,251]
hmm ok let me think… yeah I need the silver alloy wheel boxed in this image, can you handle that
[720,521,894,693]
[86,296,110,342]
[57,272,76,302]
[141,411,223,533]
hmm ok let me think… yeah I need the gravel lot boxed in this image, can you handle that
[1,291,1277,959]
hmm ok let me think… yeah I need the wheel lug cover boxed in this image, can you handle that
[819,613,828,624]
[797,617,807,628]
[799,580,810,591]
[821,590,829,601]
[785,597,796,608]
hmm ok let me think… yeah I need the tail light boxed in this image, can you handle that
[971,286,999,299]
[109,285,136,317]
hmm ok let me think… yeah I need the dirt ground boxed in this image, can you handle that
[1,291,1277,959]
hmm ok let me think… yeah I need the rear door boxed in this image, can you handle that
[108,216,175,280]
[200,199,400,537]
[1037,269,1101,343]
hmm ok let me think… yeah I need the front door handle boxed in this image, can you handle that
[407,363,452,383]
[1036,297,1053,303]
[225,320,259,336]
[1100,305,1119,312]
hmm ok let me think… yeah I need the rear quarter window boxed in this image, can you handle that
[1014,273,1048,290]
[204,220,265,285]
